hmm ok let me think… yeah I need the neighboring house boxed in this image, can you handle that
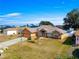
[22,28,31,38]
[61,30,75,42]
[75,30,79,45]
[22,28,37,40]
[37,25,66,39]
[11,25,65,39]
[3,28,19,35]
[3,25,66,39]
[29,28,37,40]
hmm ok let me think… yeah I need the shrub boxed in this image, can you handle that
[63,35,75,45]
[72,49,79,59]
[27,37,35,43]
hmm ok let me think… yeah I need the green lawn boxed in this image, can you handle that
[3,38,74,59]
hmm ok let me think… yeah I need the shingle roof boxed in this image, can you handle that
[37,25,56,33]
[4,25,66,34]
[54,27,66,34]
[28,28,37,33]
[37,25,66,33]
[4,28,19,31]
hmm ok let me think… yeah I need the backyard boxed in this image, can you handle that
[2,38,76,59]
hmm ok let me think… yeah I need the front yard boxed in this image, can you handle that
[2,38,75,59]
[0,34,18,42]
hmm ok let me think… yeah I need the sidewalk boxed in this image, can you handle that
[0,37,27,49]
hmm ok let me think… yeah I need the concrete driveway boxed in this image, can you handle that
[0,37,27,49]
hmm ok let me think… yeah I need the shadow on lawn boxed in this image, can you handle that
[63,35,75,46]
[72,48,79,59]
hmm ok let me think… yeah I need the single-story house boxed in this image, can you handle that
[22,28,37,40]
[3,28,19,35]
[37,25,66,39]
[22,25,66,39]
[22,28,31,38]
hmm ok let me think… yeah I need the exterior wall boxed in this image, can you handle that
[37,31,61,38]
[47,33,52,37]
[22,28,31,38]
[37,32,53,38]
[3,30,7,35]
[37,29,47,37]
[37,31,43,37]
[31,33,36,37]
[7,31,17,35]
[61,34,69,42]
[4,30,17,35]
[76,36,79,45]
[31,33,37,41]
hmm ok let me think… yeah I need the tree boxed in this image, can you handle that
[63,8,79,30]
[39,21,54,26]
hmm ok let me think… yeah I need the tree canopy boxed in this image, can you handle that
[63,8,79,30]
[39,21,54,26]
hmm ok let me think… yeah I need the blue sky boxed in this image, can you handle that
[0,0,79,25]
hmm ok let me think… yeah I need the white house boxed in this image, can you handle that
[3,28,19,35]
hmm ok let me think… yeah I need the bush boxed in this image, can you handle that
[28,37,31,40]
[27,37,35,43]
[72,49,79,59]
[63,35,75,45]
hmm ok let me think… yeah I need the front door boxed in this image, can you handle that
[41,30,47,37]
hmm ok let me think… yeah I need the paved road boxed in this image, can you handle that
[0,37,27,49]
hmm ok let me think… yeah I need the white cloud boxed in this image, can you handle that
[21,16,64,25]
[0,14,64,25]
[0,13,21,17]
[32,16,64,21]
[5,13,21,17]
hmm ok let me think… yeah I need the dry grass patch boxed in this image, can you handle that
[0,35,18,42]
[3,38,72,59]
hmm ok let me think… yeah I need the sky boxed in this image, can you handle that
[0,0,79,25]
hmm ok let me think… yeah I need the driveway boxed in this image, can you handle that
[0,37,27,49]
